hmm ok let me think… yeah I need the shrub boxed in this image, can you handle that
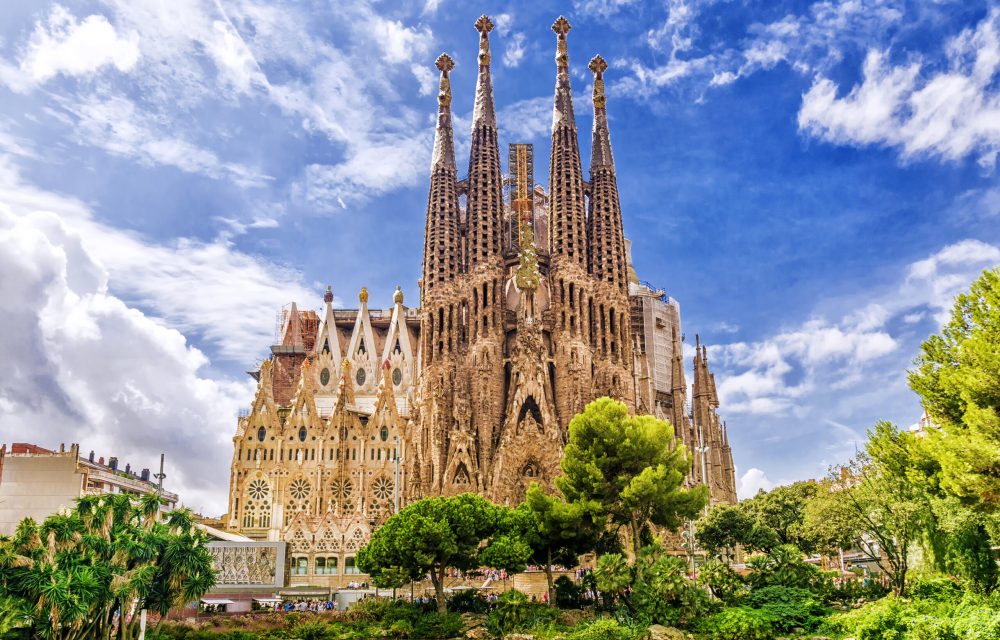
[744,585,827,631]
[566,618,641,640]
[555,575,584,608]
[823,597,907,640]
[906,615,956,640]
[950,602,1000,640]
[484,589,559,637]
[699,560,748,604]
[447,588,490,613]
[698,607,775,640]
[745,544,831,594]
[909,574,964,601]
[288,621,333,640]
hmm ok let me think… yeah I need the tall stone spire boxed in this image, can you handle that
[422,53,461,292]
[466,15,504,269]
[586,54,627,292]
[548,16,587,268]
[431,53,456,171]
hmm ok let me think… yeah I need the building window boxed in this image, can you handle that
[320,368,331,386]
[380,426,389,442]
[298,427,307,442]
[257,427,266,442]
[292,557,308,576]
[344,556,361,575]
[315,556,339,575]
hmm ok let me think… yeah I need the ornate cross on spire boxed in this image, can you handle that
[435,53,454,108]
[475,15,493,66]
[589,54,608,108]
[552,16,571,67]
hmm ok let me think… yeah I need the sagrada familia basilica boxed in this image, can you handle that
[225,16,737,585]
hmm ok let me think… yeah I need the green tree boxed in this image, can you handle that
[518,484,604,606]
[356,493,529,613]
[800,478,864,557]
[696,504,778,560]
[909,267,1000,509]
[0,493,214,640]
[841,422,931,596]
[741,481,818,552]
[557,398,707,558]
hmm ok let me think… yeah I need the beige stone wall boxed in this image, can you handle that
[0,455,81,535]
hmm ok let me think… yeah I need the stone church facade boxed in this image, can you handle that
[225,16,736,587]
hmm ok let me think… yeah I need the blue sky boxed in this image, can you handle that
[0,0,997,514]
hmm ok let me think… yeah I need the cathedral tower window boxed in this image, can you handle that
[320,368,330,386]
[358,339,366,355]
[257,427,266,442]
[356,367,366,386]
[380,425,389,442]
[298,427,307,442]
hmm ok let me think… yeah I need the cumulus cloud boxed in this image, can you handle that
[1,0,439,204]
[7,5,140,90]
[798,9,1000,168]
[715,238,999,416]
[0,161,317,363]
[0,203,247,515]
[738,468,775,498]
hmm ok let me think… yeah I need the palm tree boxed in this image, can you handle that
[0,494,216,640]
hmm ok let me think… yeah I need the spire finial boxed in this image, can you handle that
[324,285,333,304]
[475,15,493,66]
[589,55,608,108]
[359,287,368,305]
[435,53,454,108]
[552,16,571,67]
[393,285,404,305]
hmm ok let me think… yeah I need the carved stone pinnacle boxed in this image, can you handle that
[552,16,571,36]
[475,15,494,34]
[435,53,454,73]
[589,55,608,75]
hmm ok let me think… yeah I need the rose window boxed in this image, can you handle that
[331,478,354,500]
[372,477,393,501]
[247,479,270,500]
[289,478,311,500]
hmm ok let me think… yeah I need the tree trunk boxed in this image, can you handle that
[545,548,555,607]
[430,566,447,614]
[628,519,642,560]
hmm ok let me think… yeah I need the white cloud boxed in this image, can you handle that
[573,0,640,17]
[14,5,140,88]
[0,160,316,363]
[2,1,439,205]
[61,94,270,187]
[0,203,248,515]
[504,33,527,68]
[715,238,999,416]
[411,63,437,97]
[498,96,553,142]
[799,9,1000,168]
[904,239,1000,322]
[738,467,775,498]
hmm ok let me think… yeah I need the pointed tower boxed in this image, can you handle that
[548,16,587,269]
[585,54,634,408]
[466,15,504,271]
[422,53,461,293]
[587,55,627,294]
